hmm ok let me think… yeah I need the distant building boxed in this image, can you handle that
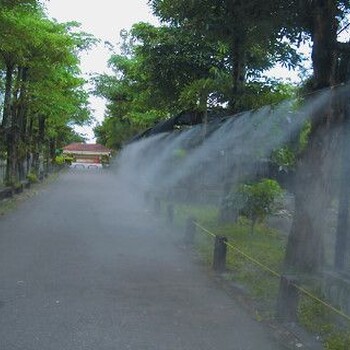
[62,143,111,165]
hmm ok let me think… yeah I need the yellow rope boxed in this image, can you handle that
[193,221,216,239]
[193,220,350,322]
[224,240,281,279]
[293,284,350,322]
[194,221,280,278]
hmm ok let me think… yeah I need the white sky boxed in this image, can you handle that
[44,0,159,142]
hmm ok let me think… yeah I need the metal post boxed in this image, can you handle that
[277,275,300,322]
[213,236,228,272]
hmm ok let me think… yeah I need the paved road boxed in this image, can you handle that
[0,169,286,350]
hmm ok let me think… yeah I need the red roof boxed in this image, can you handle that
[63,143,111,153]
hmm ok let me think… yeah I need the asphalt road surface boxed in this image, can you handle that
[0,169,286,350]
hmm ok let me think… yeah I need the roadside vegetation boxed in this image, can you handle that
[1,1,350,349]
[0,0,95,188]
[93,2,350,348]
[162,197,350,349]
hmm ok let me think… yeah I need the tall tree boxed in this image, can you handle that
[150,0,301,111]
[0,1,95,183]
[281,0,350,273]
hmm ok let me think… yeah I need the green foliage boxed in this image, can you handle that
[93,23,228,146]
[172,203,219,228]
[171,201,285,317]
[271,146,296,170]
[26,172,38,183]
[241,79,297,110]
[167,198,349,337]
[298,295,350,350]
[53,155,65,165]
[298,296,333,334]
[100,154,110,165]
[61,153,74,165]
[150,0,303,111]
[325,331,350,350]
[0,1,94,182]
[232,179,283,233]
[94,117,142,150]
[299,120,312,152]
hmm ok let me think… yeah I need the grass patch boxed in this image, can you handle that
[172,202,219,228]
[169,201,286,318]
[217,218,285,317]
[167,200,350,347]
[298,292,350,350]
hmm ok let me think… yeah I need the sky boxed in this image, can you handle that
[44,0,159,142]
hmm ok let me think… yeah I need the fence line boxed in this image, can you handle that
[193,220,350,323]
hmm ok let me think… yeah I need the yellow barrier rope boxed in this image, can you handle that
[294,284,350,322]
[193,222,216,239]
[194,221,280,278]
[193,220,350,322]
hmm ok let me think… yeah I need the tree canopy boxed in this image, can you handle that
[0,0,96,183]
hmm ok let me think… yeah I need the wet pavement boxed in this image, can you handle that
[0,169,286,349]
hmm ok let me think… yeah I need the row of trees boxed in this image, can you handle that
[0,0,95,185]
[93,9,300,147]
[94,0,350,275]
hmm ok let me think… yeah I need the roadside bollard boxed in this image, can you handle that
[167,203,174,224]
[276,275,300,322]
[213,236,228,272]
[185,216,196,244]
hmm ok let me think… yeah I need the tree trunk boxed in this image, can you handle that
[1,62,14,129]
[229,36,246,112]
[199,91,208,139]
[3,62,16,185]
[26,114,34,174]
[310,0,338,89]
[282,0,339,274]
[33,115,46,175]
[334,101,350,270]
[13,67,29,181]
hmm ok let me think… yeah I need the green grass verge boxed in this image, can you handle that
[170,202,285,317]
[166,200,350,348]
[298,293,350,350]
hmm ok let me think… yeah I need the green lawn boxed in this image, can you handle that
[165,200,350,349]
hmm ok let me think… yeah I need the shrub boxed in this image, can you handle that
[54,155,65,165]
[26,172,38,183]
[234,178,283,234]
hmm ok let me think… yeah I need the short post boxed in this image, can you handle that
[276,275,300,322]
[167,203,174,224]
[213,236,228,272]
[185,216,196,244]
